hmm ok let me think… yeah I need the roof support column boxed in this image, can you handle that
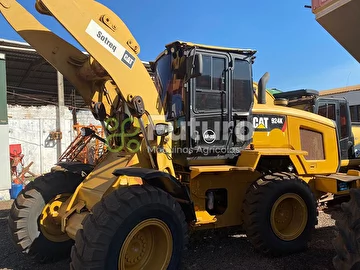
[56,71,66,159]
[0,53,11,198]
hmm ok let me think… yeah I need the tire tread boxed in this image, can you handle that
[70,185,188,270]
[333,188,360,270]
[8,167,91,263]
[242,172,318,256]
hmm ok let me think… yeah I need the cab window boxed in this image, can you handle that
[318,103,336,120]
[340,102,349,139]
[233,59,252,112]
[194,55,227,112]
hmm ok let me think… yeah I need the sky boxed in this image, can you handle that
[0,0,359,91]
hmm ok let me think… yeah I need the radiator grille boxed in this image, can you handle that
[300,128,325,160]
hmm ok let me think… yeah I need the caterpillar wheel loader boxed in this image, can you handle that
[269,89,360,168]
[253,87,360,205]
[3,0,360,269]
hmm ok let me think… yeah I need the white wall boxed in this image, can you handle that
[0,124,11,190]
[7,105,100,175]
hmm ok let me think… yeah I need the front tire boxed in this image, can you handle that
[242,172,318,256]
[70,185,188,270]
[8,168,90,262]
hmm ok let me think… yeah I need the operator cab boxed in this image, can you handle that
[151,41,268,166]
[273,89,355,160]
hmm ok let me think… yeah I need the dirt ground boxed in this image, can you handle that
[0,199,342,270]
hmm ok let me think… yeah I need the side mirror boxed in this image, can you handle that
[185,54,203,81]
[174,53,203,82]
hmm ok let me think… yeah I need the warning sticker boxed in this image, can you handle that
[253,115,287,132]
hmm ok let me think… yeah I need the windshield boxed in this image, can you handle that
[154,53,172,104]
[154,53,185,120]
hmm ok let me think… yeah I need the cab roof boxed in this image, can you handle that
[165,40,257,55]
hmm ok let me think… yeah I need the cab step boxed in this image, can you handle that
[315,170,360,195]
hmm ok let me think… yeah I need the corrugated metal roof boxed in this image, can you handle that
[319,84,360,96]
[0,38,153,108]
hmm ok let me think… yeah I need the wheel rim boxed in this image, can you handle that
[270,193,308,241]
[39,193,71,242]
[118,218,173,270]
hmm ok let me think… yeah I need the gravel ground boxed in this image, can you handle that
[0,199,342,270]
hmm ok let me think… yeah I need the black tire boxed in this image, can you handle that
[8,168,89,263]
[333,188,360,270]
[242,172,318,256]
[70,184,188,270]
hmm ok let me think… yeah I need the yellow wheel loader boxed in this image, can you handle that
[267,89,360,169]
[2,0,360,269]
[252,87,360,206]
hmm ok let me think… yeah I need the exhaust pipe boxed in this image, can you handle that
[258,72,270,104]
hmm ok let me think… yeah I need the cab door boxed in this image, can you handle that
[189,52,230,154]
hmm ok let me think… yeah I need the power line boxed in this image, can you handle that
[8,85,60,95]
[8,85,86,100]
[8,91,58,105]
[7,91,90,110]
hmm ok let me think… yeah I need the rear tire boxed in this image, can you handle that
[333,188,360,270]
[8,168,90,263]
[242,172,318,256]
[70,184,188,270]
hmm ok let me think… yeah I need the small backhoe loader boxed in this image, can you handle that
[2,0,360,269]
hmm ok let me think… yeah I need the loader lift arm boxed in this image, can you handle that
[0,0,163,115]
[0,0,177,174]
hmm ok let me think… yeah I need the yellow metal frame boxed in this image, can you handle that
[315,176,347,195]
[270,193,308,241]
[118,218,173,269]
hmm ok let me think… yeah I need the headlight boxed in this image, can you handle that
[154,123,173,137]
